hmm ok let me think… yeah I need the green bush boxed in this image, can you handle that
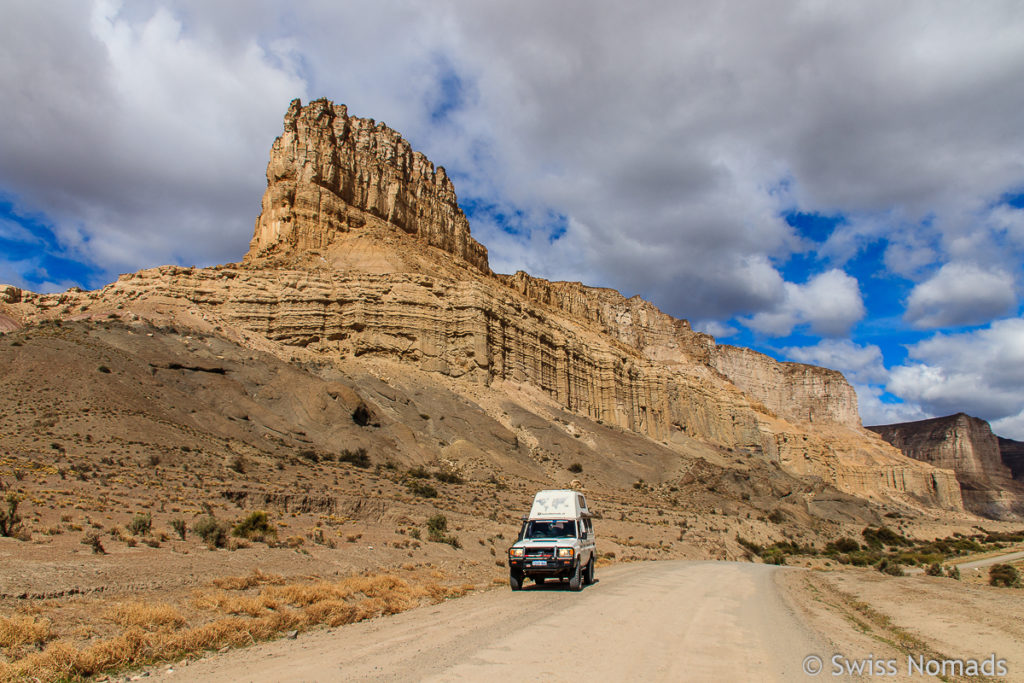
[876,558,904,576]
[406,480,438,498]
[825,537,861,553]
[193,515,229,548]
[434,470,463,484]
[762,548,786,565]
[0,493,23,537]
[127,512,152,536]
[568,463,583,474]
[925,562,943,577]
[425,514,460,548]
[989,564,1020,588]
[338,448,371,468]
[170,518,187,540]
[407,466,431,479]
[233,510,276,542]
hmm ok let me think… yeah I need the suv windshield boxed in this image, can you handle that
[525,520,577,539]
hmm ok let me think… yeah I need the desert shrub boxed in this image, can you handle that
[767,509,785,524]
[297,449,319,463]
[233,511,276,543]
[946,565,961,580]
[425,514,461,548]
[338,448,371,468]
[0,493,23,537]
[736,535,762,555]
[568,463,583,474]
[193,515,229,549]
[433,470,463,484]
[81,533,106,555]
[229,456,246,473]
[925,562,943,577]
[876,558,904,576]
[170,518,187,540]
[127,512,152,536]
[407,466,431,479]
[762,548,786,565]
[0,614,54,651]
[989,564,1020,588]
[862,525,910,549]
[825,537,861,553]
[406,480,438,498]
[97,365,111,373]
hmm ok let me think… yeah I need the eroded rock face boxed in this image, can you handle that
[712,345,860,427]
[5,98,966,512]
[246,98,489,274]
[1000,437,1024,482]
[869,414,1024,519]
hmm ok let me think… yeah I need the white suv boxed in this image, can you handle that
[508,490,596,591]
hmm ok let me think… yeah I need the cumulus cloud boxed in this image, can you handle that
[782,339,888,385]
[0,1,306,282]
[2,1,1022,328]
[904,262,1017,329]
[744,269,865,337]
[887,318,1024,427]
[854,384,929,427]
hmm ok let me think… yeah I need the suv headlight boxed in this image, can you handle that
[557,547,574,558]
[509,547,524,557]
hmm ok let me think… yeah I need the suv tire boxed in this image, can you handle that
[510,570,523,591]
[569,561,583,591]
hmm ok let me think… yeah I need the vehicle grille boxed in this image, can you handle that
[525,546,555,559]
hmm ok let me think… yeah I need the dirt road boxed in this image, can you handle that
[151,561,841,682]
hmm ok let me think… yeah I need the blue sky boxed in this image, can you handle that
[2,2,1024,437]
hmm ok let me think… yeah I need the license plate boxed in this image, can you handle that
[531,560,547,566]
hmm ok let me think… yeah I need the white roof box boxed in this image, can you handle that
[528,489,590,520]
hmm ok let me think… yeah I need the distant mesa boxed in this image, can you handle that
[869,413,1024,520]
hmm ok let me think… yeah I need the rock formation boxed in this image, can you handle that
[869,413,1024,519]
[246,98,489,274]
[0,98,967,512]
[1000,437,1024,483]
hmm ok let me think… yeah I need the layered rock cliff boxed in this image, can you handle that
[869,414,1024,519]
[1000,437,1024,483]
[246,98,489,274]
[1,98,966,512]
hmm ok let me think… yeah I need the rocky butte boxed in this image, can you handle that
[869,413,1024,519]
[1,98,965,512]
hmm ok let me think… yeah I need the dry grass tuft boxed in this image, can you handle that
[212,569,285,591]
[105,602,185,630]
[0,614,54,653]
[0,572,472,683]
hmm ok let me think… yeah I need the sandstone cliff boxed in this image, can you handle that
[869,414,1024,519]
[246,98,489,274]
[1000,437,1024,483]
[1,98,966,512]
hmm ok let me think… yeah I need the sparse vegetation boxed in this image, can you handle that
[170,518,187,540]
[406,480,438,498]
[338,448,371,468]
[127,512,152,536]
[425,514,461,549]
[193,515,230,549]
[433,469,463,484]
[989,563,1020,588]
[0,493,23,538]
[233,511,276,543]
[81,533,106,555]
[568,462,583,473]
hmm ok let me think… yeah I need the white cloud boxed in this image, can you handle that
[744,269,865,337]
[694,320,739,339]
[782,339,888,385]
[854,384,928,427]
[0,1,1023,335]
[904,262,1017,329]
[887,318,1024,424]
